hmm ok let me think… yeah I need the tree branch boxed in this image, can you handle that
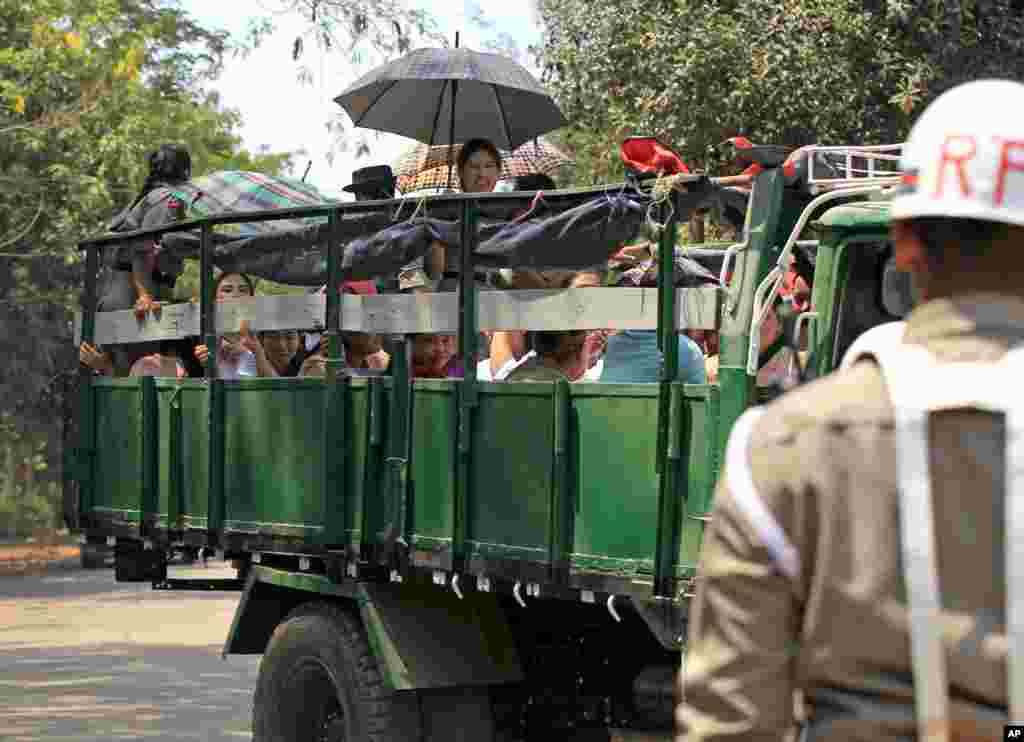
[0,191,46,252]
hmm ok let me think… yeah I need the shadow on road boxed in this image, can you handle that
[0,644,259,741]
[0,562,233,600]
[0,564,259,741]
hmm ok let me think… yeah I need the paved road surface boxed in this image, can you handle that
[0,562,260,741]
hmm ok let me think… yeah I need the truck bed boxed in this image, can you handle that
[78,375,723,599]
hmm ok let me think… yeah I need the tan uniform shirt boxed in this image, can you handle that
[677,294,1023,742]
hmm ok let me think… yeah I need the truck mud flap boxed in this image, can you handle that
[224,567,523,692]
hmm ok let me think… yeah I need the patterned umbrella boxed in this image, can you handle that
[165,171,338,238]
[393,138,574,193]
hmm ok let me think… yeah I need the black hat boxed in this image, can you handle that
[343,165,396,194]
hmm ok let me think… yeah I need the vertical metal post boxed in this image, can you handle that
[167,387,183,534]
[325,208,344,380]
[199,222,224,539]
[716,170,785,460]
[139,375,158,540]
[384,335,411,556]
[361,377,385,559]
[323,208,348,547]
[454,198,480,569]
[659,199,680,382]
[76,244,100,521]
[655,201,679,473]
[550,378,572,582]
[81,245,99,348]
[654,199,681,596]
[199,223,217,380]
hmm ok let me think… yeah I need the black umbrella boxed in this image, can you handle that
[334,41,567,188]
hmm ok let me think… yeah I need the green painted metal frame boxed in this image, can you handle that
[76,245,99,523]
[139,375,159,539]
[73,168,855,603]
[197,222,227,543]
[385,342,411,555]
[166,383,185,532]
[810,229,892,377]
[713,169,786,476]
[654,198,680,596]
[322,209,349,548]
[455,199,481,571]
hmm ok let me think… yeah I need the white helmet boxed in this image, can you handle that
[891,79,1024,226]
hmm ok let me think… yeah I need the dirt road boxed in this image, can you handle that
[0,562,260,741]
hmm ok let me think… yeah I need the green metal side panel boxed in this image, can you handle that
[409,379,458,569]
[467,384,556,570]
[180,383,211,531]
[568,383,715,581]
[683,385,720,520]
[154,380,208,532]
[91,379,144,526]
[221,379,326,539]
[361,380,392,547]
[676,384,716,576]
[569,384,660,578]
[156,384,176,531]
[341,379,370,553]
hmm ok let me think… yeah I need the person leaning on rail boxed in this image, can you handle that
[79,144,193,376]
[192,272,279,379]
[676,79,1024,742]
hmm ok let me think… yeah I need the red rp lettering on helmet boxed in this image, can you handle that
[994,139,1024,207]
[935,134,976,198]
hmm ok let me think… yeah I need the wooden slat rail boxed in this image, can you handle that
[73,287,722,346]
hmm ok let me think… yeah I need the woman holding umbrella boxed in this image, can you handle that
[401,138,503,292]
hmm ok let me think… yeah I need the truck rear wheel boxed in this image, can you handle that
[252,601,420,742]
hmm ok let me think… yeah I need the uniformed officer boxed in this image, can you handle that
[676,79,1023,742]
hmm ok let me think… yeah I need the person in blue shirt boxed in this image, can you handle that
[599,329,707,384]
[598,250,713,384]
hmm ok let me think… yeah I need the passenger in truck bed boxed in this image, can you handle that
[503,330,590,382]
[298,281,391,378]
[483,269,606,381]
[80,144,194,377]
[258,329,302,377]
[399,138,503,294]
[192,272,279,378]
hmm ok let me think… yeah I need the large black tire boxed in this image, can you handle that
[252,601,421,742]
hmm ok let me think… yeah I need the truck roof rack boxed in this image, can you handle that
[804,144,904,194]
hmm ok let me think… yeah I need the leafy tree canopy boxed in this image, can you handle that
[536,0,1024,184]
[0,0,294,521]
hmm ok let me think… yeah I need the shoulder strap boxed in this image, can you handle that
[848,331,1024,741]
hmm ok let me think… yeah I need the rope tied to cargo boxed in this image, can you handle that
[645,171,676,233]
[392,191,431,223]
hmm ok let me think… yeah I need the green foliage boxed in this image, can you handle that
[536,0,1024,182]
[242,0,446,164]
[0,0,294,532]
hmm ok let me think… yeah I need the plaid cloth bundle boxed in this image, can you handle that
[166,171,337,238]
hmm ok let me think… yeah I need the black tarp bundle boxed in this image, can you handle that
[156,182,745,286]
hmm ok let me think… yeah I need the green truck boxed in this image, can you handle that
[68,144,911,741]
